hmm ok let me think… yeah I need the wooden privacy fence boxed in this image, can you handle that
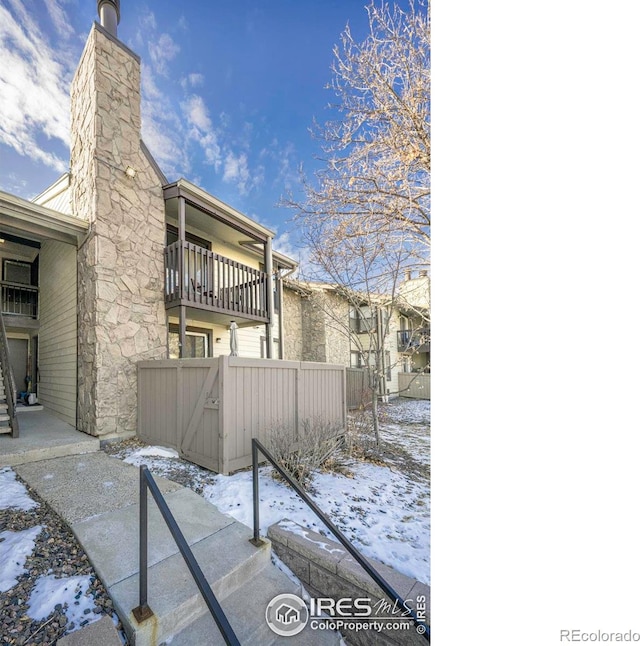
[346,368,369,410]
[398,372,431,400]
[137,356,347,474]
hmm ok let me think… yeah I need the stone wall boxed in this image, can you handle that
[268,520,430,646]
[282,286,303,361]
[282,285,352,366]
[316,292,350,366]
[71,25,167,438]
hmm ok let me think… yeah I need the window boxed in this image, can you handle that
[350,351,363,368]
[260,336,280,359]
[3,260,33,285]
[385,351,392,381]
[168,325,211,359]
[349,306,375,334]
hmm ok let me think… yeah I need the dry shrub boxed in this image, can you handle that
[343,409,379,460]
[266,418,344,486]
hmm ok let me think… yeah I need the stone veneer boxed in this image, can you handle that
[70,24,167,438]
[283,285,351,365]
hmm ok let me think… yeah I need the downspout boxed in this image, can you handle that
[277,273,284,359]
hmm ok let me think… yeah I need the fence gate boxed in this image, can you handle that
[179,362,221,471]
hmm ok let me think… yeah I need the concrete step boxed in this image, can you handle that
[0,414,10,423]
[169,562,342,646]
[0,403,8,411]
[0,426,13,434]
[85,492,272,646]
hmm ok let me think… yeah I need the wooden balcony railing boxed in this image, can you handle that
[164,241,269,321]
[1,281,38,319]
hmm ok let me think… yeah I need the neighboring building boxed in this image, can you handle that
[0,2,294,439]
[282,274,430,398]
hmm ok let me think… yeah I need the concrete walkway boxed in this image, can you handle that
[15,452,341,646]
[0,410,99,466]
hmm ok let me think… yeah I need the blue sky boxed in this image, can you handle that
[0,0,396,259]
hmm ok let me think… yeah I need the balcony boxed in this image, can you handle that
[164,241,269,322]
[1,281,38,319]
[397,328,430,354]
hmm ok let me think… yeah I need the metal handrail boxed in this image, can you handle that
[0,309,19,437]
[133,466,240,646]
[251,439,430,642]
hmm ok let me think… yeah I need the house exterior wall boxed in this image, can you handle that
[71,25,167,439]
[37,240,78,425]
[283,283,427,398]
[316,293,350,366]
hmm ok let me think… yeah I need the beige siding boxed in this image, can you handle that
[38,241,77,425]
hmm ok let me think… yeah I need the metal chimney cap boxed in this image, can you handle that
[98,0,121,23]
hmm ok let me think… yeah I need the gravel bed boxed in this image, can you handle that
[0,473,125,645]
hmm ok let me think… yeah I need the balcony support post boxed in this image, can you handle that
[178,197,187,358]
[264,237,274,359]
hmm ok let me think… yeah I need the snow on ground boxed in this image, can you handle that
[0,466,39,511]
[204,457,429,584]
[123,445,180,465]
[0,467,111,637]
[112,399,430,585]
[0,525,43,592]
[378,399,430,467]
[26,574,102,631]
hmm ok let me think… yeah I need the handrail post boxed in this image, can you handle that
[250,440,264,546]
[251,438,430,641]
[132,466,154,623]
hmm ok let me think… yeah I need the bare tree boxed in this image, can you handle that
[292,223,428,445]
[284,1,430,444]
[288,0,430,253]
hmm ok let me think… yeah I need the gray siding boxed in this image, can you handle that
[38,241,77,425]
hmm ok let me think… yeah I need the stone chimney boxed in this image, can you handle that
[97,0,120,37]
[70,4,168,439]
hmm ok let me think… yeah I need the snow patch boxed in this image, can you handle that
[204,458,430,584]
[27,574,101,631]
[278,519,345,555]
[0,525,43,592]
[124,445,180,465]
[0,467,39,511]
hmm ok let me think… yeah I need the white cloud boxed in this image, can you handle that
[183,95,212,132]
[44,0,73,40]
[180,72,204,90]
[222,151,264,196]
[273,230,310,277]
[0,1,72,172]
[181,94,222,170]
[148,32,179,75]
[140,64,190,178]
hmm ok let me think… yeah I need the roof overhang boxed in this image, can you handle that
[163,179,274,244]
[0,190,88,246]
